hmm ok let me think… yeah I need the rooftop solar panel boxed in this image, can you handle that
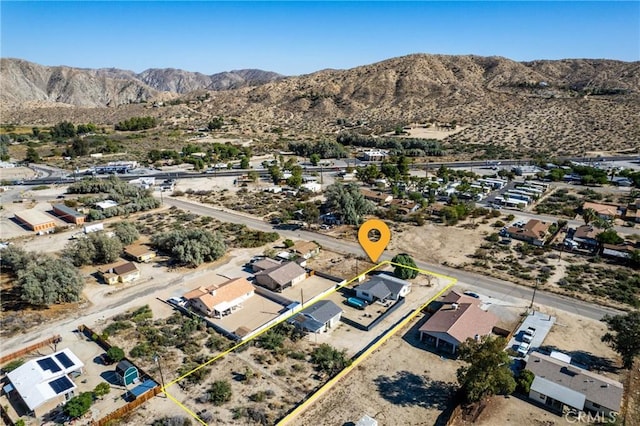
[55,352,75,369]
[37,358,61,373]
[49,376,74,394]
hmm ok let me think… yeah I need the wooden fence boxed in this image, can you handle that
[91,385,161,426]
[0,334,61,365]
[0,404,14,426]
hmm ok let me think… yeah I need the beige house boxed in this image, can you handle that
[124,244,156,263]
[292,241,320,259]
[419,292,498,353]
[255,261,306,292]
[97,261,140,284]
[184,277,255,318]
[506,219,551,246]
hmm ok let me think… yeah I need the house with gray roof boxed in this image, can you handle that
[355,274,411,303]
[526,352,623,417]
[288,300,343,333]
[255,261,306,292]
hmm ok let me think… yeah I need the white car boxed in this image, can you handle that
[517,342,530,357]
[168,297,187,308]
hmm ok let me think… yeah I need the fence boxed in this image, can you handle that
[0,404,14,426]
[91,385,161,426]
[0,334,61,365]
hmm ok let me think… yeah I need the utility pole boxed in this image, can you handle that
[153,353,166,397]
[529,279,539,312]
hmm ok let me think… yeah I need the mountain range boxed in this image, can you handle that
[1,54,639,155]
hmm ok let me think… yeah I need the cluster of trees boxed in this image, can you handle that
[207,116,224,130]
[1,246,84,306]
[356,156,410,183]
[440,200,475,226]
[64,233,123,266]
[337,132,444,157]
[63,382,110,418]
[115,116,157,131]
[68,177,160,220]
[63,223,141,267]
[288,140,348,159]
[0,136,10,161]
[151,229,226,267]
[325,182,375,225]
[311,343,350,375]
[546,164,609,185]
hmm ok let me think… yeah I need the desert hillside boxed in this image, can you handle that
[2,54,639,156]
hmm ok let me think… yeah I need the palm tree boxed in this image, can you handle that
[582,208,598,226]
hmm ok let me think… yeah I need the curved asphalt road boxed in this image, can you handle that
[164,197,625,321]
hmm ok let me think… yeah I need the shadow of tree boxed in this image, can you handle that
[374,370,457,410]
[537,345,619,373]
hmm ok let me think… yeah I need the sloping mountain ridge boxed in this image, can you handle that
[0,58,284,107]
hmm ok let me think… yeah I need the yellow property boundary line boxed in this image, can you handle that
[162,260,456,425]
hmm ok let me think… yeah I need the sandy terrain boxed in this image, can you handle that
[0,166,36,181]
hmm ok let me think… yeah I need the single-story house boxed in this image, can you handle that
[252,258,282,273]
[292,240,320,259]
[360,189,393,205]
[623,199,640,223]
[184,277,255,318]
[51,204,85,225]
[419,294,498,353]
[571,225,600,250]
[506,219,550,246]
[355,274,411,303]
[601,243,636,260]
[6,348,84,417]
[96,261,140,285]
[255,261,307,292]
[124,245,156,263]
[389,198,419,214]
[582,202,622,221]
[301,182,321,193]
[527,351,623,417]
[288,300,343,333]
[361,150,388,162]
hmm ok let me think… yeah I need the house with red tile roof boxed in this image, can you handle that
[184,277,255,318]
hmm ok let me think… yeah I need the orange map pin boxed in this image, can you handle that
[358,219,391,263]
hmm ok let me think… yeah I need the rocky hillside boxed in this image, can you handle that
[2,54,638,155]
[0,58,283,107]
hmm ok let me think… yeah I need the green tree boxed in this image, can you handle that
[106,346,125,362]
[311,343,350,375]
[456,336,516,402]
[18,256,84,306]
[207,117,224,131]
[582,208,598,226]
[25,147,40,163]
[516,370,535,394]
[325,182,374,225]
[151,229,226,267]
[596,229,624,245]
[356,165,380,184]
[301,203,320,227]
[247,170,259,183]
[206,380,232,405]
[268,165,283,185]
[64,233,123,266]
[113,221,140,245]
[93,382,111,398]
[259,329,286,350]
[51,121,76,139]
[115,116,157,131]
[310,153,321,166]
[64,392,93,418]
[391,253,419,279]
[240,157,250,169]
[602,311,640,369]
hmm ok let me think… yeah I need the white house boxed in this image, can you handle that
[6,348,84,417]
[355,274,411,303]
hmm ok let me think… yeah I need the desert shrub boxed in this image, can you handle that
[2,358,24,373]
[205,380,232,406]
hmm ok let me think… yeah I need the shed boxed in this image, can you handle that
[116,360,139,386]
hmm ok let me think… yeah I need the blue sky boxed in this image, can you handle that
[1,1,638,75]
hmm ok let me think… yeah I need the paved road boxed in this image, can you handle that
[164,197,625,321]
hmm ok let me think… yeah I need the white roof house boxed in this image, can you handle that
[95,200,118,210]
[6,348,84,414]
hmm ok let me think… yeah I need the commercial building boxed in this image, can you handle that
[52,203,85,225]
[14,210,56,233]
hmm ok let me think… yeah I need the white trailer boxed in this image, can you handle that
[84,223,104,234]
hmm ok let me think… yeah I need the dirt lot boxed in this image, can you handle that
[297,314,463,426]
